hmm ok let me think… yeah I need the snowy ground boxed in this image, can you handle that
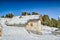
[1,25,60,40]
[0,18,60,40]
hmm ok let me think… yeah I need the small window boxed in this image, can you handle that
[30,22,33,26]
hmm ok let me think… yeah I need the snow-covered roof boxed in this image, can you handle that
[6,15,40,25]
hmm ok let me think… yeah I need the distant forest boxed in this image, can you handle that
[1,12,60,28]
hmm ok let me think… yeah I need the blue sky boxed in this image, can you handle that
[0,0,60,20]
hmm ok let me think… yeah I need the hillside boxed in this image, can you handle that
[0,16,60,40]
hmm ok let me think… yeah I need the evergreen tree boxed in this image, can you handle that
[5,13,14,18]
[57,21,60,28]
[22,12,30,16]
[43,15,51,26]
[22,12,26,16]
[1,16,5,18]
[32,12,39,15]
[51,18,58,27]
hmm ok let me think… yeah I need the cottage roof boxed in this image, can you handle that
[6,15,40,25]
